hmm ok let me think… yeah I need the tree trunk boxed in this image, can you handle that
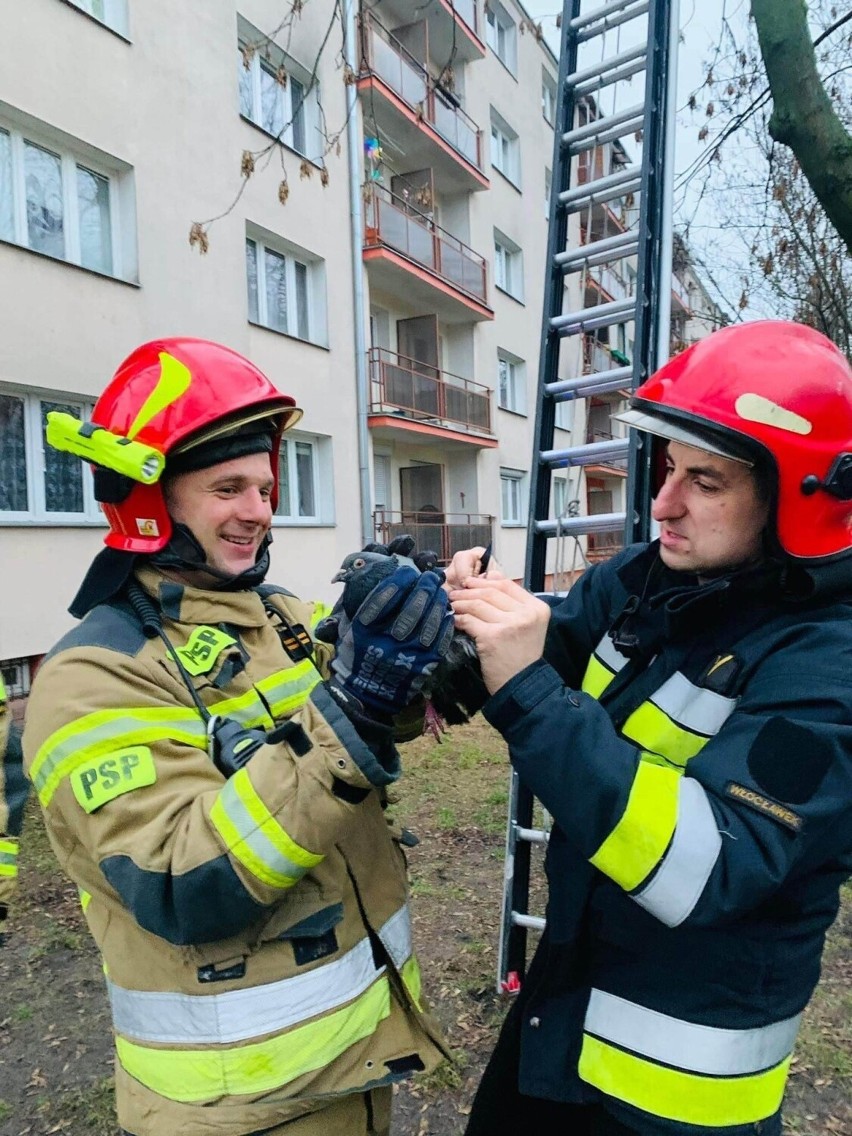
[751,0,852,255]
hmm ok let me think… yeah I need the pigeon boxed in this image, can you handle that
[316,537,489,734]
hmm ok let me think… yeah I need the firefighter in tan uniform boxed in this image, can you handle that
[1,674,28,930]
[23,338,453,1136]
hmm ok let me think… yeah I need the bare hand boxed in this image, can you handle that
[449,576,550,695]
[444,547,505,590]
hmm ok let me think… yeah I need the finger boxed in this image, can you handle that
[450,595,522,623]
[389,570,444,640]
[418,594,452,647]
[356,565,419,625]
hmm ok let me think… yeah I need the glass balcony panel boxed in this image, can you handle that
[374,509,493,565]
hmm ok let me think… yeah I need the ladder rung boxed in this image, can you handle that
[556,232,639,271]
[546,366,633,398]
[564,105,646,154]
[516,826,550,845]
[570,0,648,32]
[541,439,630,467]
[559,165,641,209]
[512,913,546,931]
[574,0,651,43]
[566,43,645,89]
[536,511,627,537]
[575,56,647,97]
[551,297,636,334]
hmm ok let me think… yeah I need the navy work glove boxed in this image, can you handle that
[330,565,453,717]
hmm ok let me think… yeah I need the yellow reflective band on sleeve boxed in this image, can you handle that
[0,837,19,878]
[579,1034,791,1127]
[210,767,324,889]
[581,655,615,700]
[622,701,709,768]
[590,760,680,891]
[115,975,392,1103]
[401,955,423,1010]
[70,746,157,813]
[257,659,323,719]
[310,603,334,628]
[175,626,237,677]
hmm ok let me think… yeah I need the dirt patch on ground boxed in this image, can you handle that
[1,718,849,1135]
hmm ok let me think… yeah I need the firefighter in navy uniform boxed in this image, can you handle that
[1,674,28,931]
[22,338,453,1136]
[448,321,852,1135]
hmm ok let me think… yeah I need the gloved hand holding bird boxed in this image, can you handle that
[317,536,491,738]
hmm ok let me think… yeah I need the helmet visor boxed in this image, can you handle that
[616,408,754,466]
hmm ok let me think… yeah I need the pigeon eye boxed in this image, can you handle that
[353,557,366,569]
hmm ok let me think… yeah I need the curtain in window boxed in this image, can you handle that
[265,248,288,333]
[41,401,84,512]
[277,438,292,516]
[77,166,112,274]
[25,142,64,258]
[290,77,306,153]
[295,441,315,516]
[246,238,259,321]
[261,63,284,136]
[238,47,254,118]
[0,394,27,511]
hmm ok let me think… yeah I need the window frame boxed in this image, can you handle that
[542,70,557,126]
[64,0,129,37]
[485,3,517,74]
[500,467,526,527]
[272,430,335,526]
[237,23,321,164]
[489,109,521,188]
[0,386,102,525]
[493,229,524,302]
[246,228,327,347]
[497,350,526,415]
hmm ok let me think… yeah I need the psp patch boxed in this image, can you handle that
[725,781,803,833]
[71,746,157,814]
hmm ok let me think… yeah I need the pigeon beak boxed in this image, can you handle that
[331,569,347,583]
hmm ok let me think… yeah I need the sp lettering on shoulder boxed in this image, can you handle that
[71,746,157,814]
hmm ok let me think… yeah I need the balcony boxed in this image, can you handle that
[377,0,485,63]
[364,183,493,322]
[587,532,625,564]
[585,428,629,474]
[368,348,496,446]
[358,12,488,193]
[672,272,692,314]
[586,262,629,303]
[374,509,493,565]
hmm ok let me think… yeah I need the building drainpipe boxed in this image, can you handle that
[343,0,374,546]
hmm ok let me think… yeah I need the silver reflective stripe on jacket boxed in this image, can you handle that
[650,671,737,736]
[632,777,722,926]
[380,904,413,970]
[108,934,382,1045]
[595,634,631,675]
[584,989,802,1076]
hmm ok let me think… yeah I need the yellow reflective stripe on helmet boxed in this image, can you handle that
[579,1034,791,1127]
[622,700,709,768]
[590,760,680,891]
[0,837,18,878]
[115,976,392,1103]
[257,659,322,719]
[210,767,323,889]
[401,955,423,1010]
[126,352,192,441]
[30,708,206,807]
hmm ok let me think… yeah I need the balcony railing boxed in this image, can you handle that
[368,348,492,434]
[672,272,691,311]
[585,429,628,469]
[587,532,625,561]
[374,510,493,565]
[360,12,483,169]
[364,183,488,303]
[588,263,628,302]
[582,336,615,374]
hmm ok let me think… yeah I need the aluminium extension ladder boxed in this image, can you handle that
[497,0,680,992]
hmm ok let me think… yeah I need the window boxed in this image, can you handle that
[497,351,525,414]
[66,0,129,35]
[545,167,552,218]
[486,3,517,73]
[275,432,334,525]
[490,110,520,186]
[0,657,32,698]
[0,116,132,278]
[238,25,319,161]
[246,230,327,346]
[542,71,557,125]
[554,396,575,432]
[0,388,100,522]
[500,468,526,526]
[494,230,524,301]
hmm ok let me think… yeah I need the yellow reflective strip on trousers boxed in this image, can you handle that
[579,1034,791,1127]
[210,767,322,881]
[581,655,615,699]
[115,975,392,1103]
[622,701,709,767]
[0,837,18,878]
[401,955,423,1010]
[590,761,680,891]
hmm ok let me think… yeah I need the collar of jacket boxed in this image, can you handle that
[134,564,270,628]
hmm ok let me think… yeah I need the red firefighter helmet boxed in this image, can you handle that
[90,338,302,553]
[621,320,852,561]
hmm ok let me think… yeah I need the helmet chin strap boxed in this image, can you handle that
[151,524,272,590]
